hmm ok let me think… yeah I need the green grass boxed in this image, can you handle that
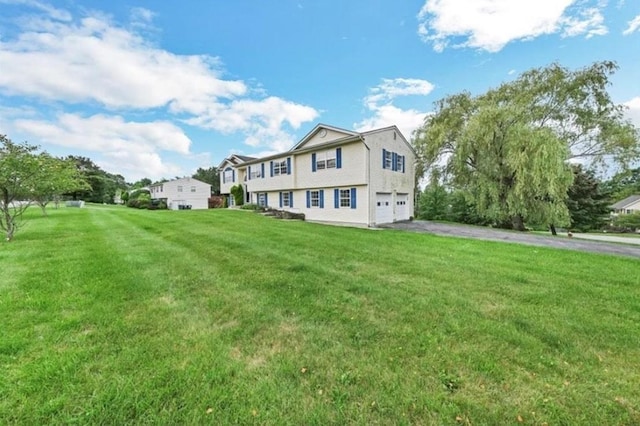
[1,205,639,424]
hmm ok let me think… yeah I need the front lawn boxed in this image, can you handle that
[1,206,638,424]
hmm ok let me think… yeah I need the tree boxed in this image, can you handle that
[0,136,42,241]
[192,167,220,194]
[602,167,640,201]
[67,156,127,203]
[230,184,244,206]
[417,168,449,220]
[413,61,639,231]
[566,164,610,232]
[32,155,89,215]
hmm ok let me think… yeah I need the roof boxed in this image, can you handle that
[148,177,210,188]
[217,154,257,170]
[611,194,640,209]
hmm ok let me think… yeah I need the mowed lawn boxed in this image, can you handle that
[1,206,639,425]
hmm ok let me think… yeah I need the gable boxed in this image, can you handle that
[292,124,358,151]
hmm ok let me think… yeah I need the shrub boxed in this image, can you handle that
[240,203,262,211]
[230,185,244,206]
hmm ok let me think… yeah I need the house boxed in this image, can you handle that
[611,195,640,215]
[218,123,415,227]
[148,177,211,210]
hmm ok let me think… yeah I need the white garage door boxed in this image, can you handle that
[396,193,410,221]
[376,193,393,224]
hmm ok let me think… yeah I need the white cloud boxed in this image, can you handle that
[417,0,608,52]
[0,16,246,108]
[13,113,191,179]
[184,96,319,150]
[355,78,434,140]
[561,7,607,38]
[623,14,640,35]
[0,4,320,161]
[0,0,71,21]
[624,96,640,127]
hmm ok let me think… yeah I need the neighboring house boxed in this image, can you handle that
[611,194,640,215]
[148,177,211,210]
[217,123,416,226]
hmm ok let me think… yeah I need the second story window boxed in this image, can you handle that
[177,185,183,192]
[250,168,261,179]
[316,152,336,170]
[273,159,288,176]
[223,168,234,183]
[191,186,196,192]
[384,150,393,169]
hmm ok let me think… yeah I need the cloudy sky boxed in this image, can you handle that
[1,0,639,181]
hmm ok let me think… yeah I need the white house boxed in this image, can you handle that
[611,195,640,215]
[218,124,416,226]
[148,177,211,210]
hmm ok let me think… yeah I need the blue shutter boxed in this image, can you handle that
[402,155,405,173]
[334,189,339,208]
[270,161,274,177]
[312,153,316,172]
[392,153,397,171]
[306,191,310,208]
[261,163,265,179]
[232,170,235,182]
[279,192,283,208]
[319,190,324,209]
[336,148,342,169]
[265,193,268,207]
[287,157,291,175]
[382,149,387,169]
[351,188,357,209]
[248,166,252,180]
[289,191,293,208]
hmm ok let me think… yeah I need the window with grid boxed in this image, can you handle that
[340,189,351,207]
[282,192,290,207]
[310,190,320,207]
[384,150,393,169]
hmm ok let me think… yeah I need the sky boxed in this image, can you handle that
[1,0,639,182]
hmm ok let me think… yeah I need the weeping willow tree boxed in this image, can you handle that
[413,61,639,231]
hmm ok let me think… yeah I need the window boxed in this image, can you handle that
[273,159,288,176]
[250,168,261,179]
[258,193,267,207]
[340,189,351,207]
[334,188,357,209]
[382,149,405,173]
[396,154,404,172]
[282,192,290,207]
[223,168,234,183]
[384,150,393,169]
[191,186,196,192]
[316,151,336,170]
[310,190,320,207]
[177,185,183,192]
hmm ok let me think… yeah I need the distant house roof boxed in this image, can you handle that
[611,194,640,209]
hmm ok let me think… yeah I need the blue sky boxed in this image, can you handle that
[1,0,639,181]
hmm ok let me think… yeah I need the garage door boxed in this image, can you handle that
[396,193,410,221]
[376,193,393,224]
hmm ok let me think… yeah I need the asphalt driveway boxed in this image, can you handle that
[379,221,640,259]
